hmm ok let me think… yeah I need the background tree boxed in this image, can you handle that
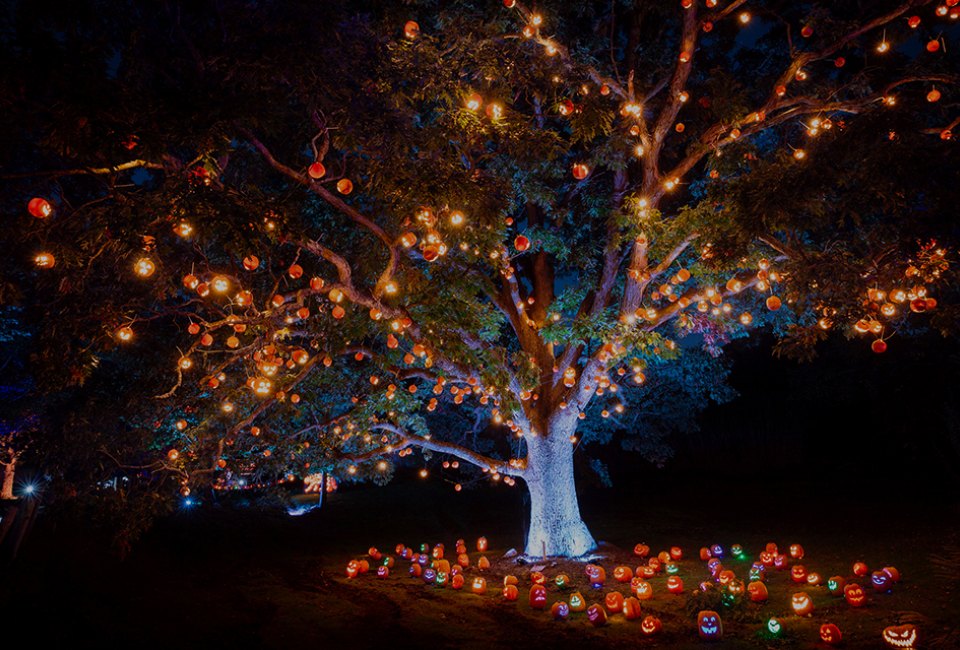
[1,0,956,557]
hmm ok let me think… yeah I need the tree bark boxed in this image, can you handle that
[1,456,15,500]
[522,414,596,557]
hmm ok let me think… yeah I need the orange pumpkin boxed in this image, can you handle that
[477,556,490,571]
[622,596,642,620]
[633,543,650,558]
[791,592,814,616]
[502,584,519,601]
[586,604,607,627]
[882,624,917,648]
[470,577,487,594]
[641,615,662,635]
[631,578,653,600]
[529,584,547,609]
[697,610,722,640]
[747,580,769,603]
[604,591,624,613]
[613,565,633,583]
[844,582,865,607]
[820,623,842,645]
[568,591,587,612]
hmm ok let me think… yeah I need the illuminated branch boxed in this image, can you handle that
[370,423,526,477]
[0,159,165,179]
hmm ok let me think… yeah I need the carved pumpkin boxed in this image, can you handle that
[759,551,775,566]
[409,563,422,578]
[789,543,804,560]
[358,560,369,573]
[377,566,389,578]
[791,592,814,616]
[457,553,470,567]
[477,556,490,571]
[622,596,642,620]
[470,577,487,595]
[634,543,650,558]
[774,554,789,570]
[853,561,869,577]
[747,580,768,602]
[638,565,657,578]
[423,568,436,584]
[613,565,633,582]
[647,557,661,573]
[368,547,381,559]
[710,544,724,558]
[669,546,683,560]
[666,576,684,594]
[731,544,744,557]
[791,565,807,583]
[765,542,778,554]
[551,601,570,620]
[827,575,846,594]
[641,615,662,636]
[707,559,723,575]
[631,579,653,600]
[585,564,606,588]
[554,573,570,589]
[604,591,624,613]
[882,566,901,582]
[882,624,917,648]
[450,565,462,577]
[529,571,546,585]
[503,575,519,587]
[586,604,607,627]
[749,564,766,582]
[718,569,735,586]
[435,571,448,587]
[451,573,465,590]
[345,560,361,579]
[434,559,451,574]
[766,618,782,635]
[820,623,842,645]
[871,570,893,592]
[477,537,488,552]
[806,572,822,586]
[503,584,519,601]
[432,544,445,560]
[844,583,866,607]
[568,591,587,612]
[697,610,723,640]
[700,547,712,561]
[529,584,547,609]
[657,550,671,564]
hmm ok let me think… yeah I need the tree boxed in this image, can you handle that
[1,0,956,557]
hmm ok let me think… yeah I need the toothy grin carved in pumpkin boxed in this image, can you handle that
[882,624,917,648]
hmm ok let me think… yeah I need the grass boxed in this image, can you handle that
[2,475,957,649]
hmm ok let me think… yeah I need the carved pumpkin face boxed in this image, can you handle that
[707,558,723,574]
[586,604,607,627]
[827,575,846,594]
[345,560,360,579]
[727,579,744,596]
[789,543,804,559]
[450,565,462,577]
[747,580,768,602]
[665,562,680,575]
[634,543,650,558]
[765,542,778,554]
[631,579,653,600]
[613,565,633,582]
[749,564,766,582]
[476,537,488,552]
[530,571,546,585]
[431,544,444,559]
[585,564,606,587]
[368,546,381,559]
[882,624,917,648]
[700,546,712,561]
[639,565,657,578]
[551,601,570,620]
[759,551,774,566]
[718,570,735,586]
[791,592,813,616]
[871,570,893,592]
[622,596,642,620]
[731,544,744,557]
[710,544,724,558]
[670,546,683,560]
[641,615,662,635]
[554,573,570,589]
[647,557,661,572]
[774,554,788,570]
[434,559,451,575]
[806,572,821,586]
[419,543,429,553]
[470,577,487,594]
[883,566,901,582]
[697,610,723,640]
[820,623,842,645]
[502,584,519,601]
[767,618,782,635]
[382,556,395,568]
[409,563,422,578]
[435,571,448,586]
[657,550,671,564]
[457,553,470,567]
[604,591,624,612]
[853,561,869,577]
[423,568,437,584]
[667,576,684,594]
[568,591,586,612]
[451,573,465,590]
[791,565,807,583]
[376,566,389,578]
[529,584,547,609]
[844,583,866,607]
[417,554,429,566]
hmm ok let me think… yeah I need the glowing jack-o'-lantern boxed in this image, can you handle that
[631,579,653,600]
[613,565,633,582]
[409,563,422,578]
[641,615,662,635]
[477,556,490,571]
[470,577,487,594]
[774,554,789,570]
[529,584,547,609]
[789,543,804,560]
[530,571,546,585]
[586,604,607,627]
[759,551,774,566]
[357,560,369,574]
[700,547,712,561]
[791,565,808,583]
[634,543,650,558]
[666,576,684,594]
[422,568,436,584]
[853,561,869,577]
[585,564,606,588]
[502,584,519,601]
[710,544,724,558]
[883,566,901,582]
[551,601,570,620]
[572,163,590,180]
[718,570,735,586]
[791,592,814,616]
[731,544,744,557]
[707,558,722,575]
[435,571,448,587]
[697,610,723,640]
[622,596,642,620]
[669,546,683,560]
[28,197,53,218]
[554,573,570,589]
[806,572,822,586]
[827,576,846,594]
[820,623,842,645]
[665,562,680,575]
[457,553,469,568]
[871,570,893,592]
[844,583,866,607]
[747,580,768,602]
[767,618,782,635]
[604,591,624,613]
[657,550,671,564]
[477,537,488,552]
[345,560,361,579]
[451,573,465,590]
[376,566,389,578]
[765,542,779,554]
[503,575,519,587]
[638,565,657,578]
[431,544,444,560]
[568,592,586,612]
[882,624,917,648]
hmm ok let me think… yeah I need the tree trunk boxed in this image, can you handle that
[522,416,596,557]
[1,457,15,500]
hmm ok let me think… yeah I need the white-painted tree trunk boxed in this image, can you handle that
[522,416,596,558]
[1,456,15,500]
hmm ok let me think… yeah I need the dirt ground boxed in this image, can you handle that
[2,476,958,649]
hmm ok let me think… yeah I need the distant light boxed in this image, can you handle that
[183,498,195,507]
[23,484,36,495]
